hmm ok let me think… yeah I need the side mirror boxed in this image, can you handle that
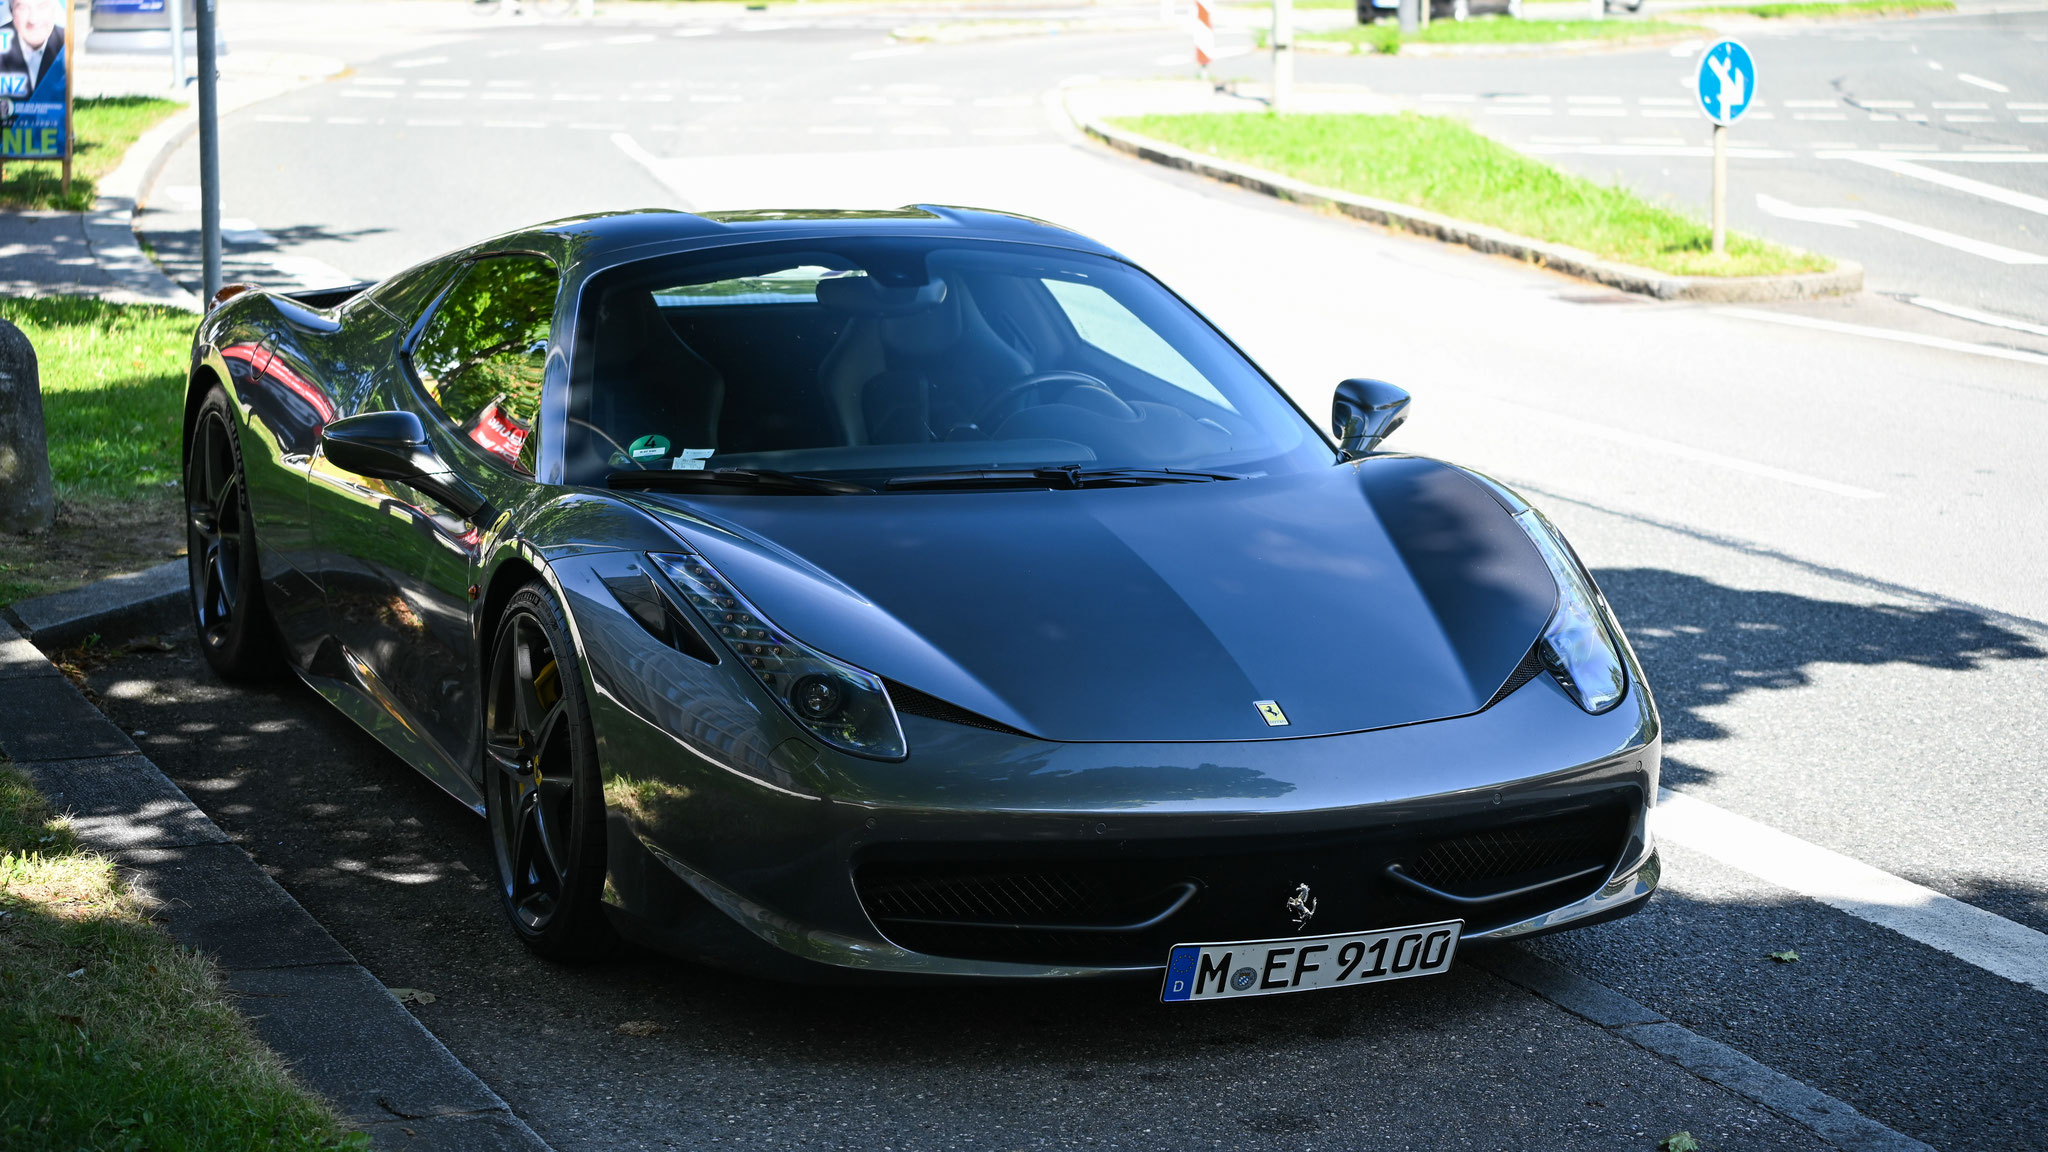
[1332,378,1411,460]
[319,410,492,522]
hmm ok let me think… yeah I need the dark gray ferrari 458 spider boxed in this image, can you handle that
[183,206,1660,1000]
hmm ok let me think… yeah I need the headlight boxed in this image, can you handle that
[1512,509,1627,714]
[647,552,907,760]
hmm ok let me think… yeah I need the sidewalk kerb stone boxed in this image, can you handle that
[1067,92,1864,303]
[0,616,554,1151]
[7,558,190,650]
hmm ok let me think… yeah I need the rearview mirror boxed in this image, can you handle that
[319,410,492,522]
[1332,379,1411,460]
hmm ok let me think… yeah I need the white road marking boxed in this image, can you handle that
[690,94,742,103]
[404,118,461,128]
[415,92,465,101]
[539,40,588,51]
[325,116,368,124]
[831,95,885,105]
[341,89,396,99]
[809,125,874,134]
[1783,99,1838,108]
[1867,113,1898,121]
[1623,136,1686,145]
[1421,92,1477,102]
[391,55,448,68]
[1956,73,2009,93]
[352,77,405,86]
[482,92,536,101]
[1964,145,2030,152]
[553,93,602,102]
[1567,95,1622,105]
[1639,96,1690,106]
[2012,102,2048,111]
[252,114,311,124]
[569,122,625,131]
[890,125,950,136]
[1756,192,2048,264]
[1487,107,1554,117]
[605,34,655,45]
[1793,113,1848,121]
[1945,115,1993,123]
[1532,135,1601,143]
[1494,94,1551,103]
[1719,307,2048,369]
[1829,153,2048,218]
[419,78,470,87]
[671,27,715,37]
[972,96,1034,108]
[1807,141,1857,150]
[849,45,923,60]
[1927,60,1943,70]
[1906,296,2048,339]
[1524,143,1793,159]
[970,127,1039,137]
[1858,99,1915,109]
[1486,399,1884,499]
[898,95,955,107]
[1570,108,1627,117]
[2024,117,2048,124]
[1931,101,1988,109]
[1656,790,2048,996]
[1641,109,1694,119]
[484,120,544,129]
[220,218,271,245]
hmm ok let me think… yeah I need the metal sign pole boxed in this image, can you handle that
[1271,0,1293,113]
[170,0,188,89]
[1711,122,1727,256]
[1398,0,1417,36]
[196,0,221,302]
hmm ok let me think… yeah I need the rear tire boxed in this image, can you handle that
[184,384,284,680]
[483,583,617,961]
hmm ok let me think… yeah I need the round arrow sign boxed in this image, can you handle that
[1696,39,1757,127]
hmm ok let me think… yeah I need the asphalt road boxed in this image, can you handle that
[104,3,2048,1150]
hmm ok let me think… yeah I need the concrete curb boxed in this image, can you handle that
[0,614,554,1152]
[84,102,205,311]
[1074,109,1863,303]
[1294,32,1702,57]
[3,559,189,651]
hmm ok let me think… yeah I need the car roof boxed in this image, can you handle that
[504,205,1129,269]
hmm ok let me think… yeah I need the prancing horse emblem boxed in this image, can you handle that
[1286,882,1317,931]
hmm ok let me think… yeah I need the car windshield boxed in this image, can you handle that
[563,237,1332,489]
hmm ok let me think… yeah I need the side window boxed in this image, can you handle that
[1040,279,1235,412]
[411,254,559,469]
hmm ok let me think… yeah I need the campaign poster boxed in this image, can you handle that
[0,0,74,162]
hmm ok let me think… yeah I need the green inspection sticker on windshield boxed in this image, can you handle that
[628,434,671,463]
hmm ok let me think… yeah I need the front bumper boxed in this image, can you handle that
[556,551,1662,981]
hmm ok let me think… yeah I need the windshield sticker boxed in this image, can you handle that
[672,448,715,471]
[627,434,672,464]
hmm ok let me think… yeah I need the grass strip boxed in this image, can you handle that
[1109,112,1831,278]
[1300,15,1704,53]
[0,760,365,1150]
[1673,0,1952,16]
[0,96,184,212]
[0,298,194,605]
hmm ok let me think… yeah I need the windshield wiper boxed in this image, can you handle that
[608,468,873,495]
[883,466,1244,492]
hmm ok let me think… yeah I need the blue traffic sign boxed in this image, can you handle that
[1695,40,1757,126]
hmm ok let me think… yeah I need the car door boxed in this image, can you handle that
[308,252,558,789]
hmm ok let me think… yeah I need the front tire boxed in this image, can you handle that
[483,583,616,960]
[184,384,283,680]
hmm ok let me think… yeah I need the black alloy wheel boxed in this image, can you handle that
[484,583,616,959]
[184,385,281,679]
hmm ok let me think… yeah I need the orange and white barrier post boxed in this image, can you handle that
[1191,0,1215,75]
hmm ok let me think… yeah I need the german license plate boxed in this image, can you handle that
[1159,920,1462,1002]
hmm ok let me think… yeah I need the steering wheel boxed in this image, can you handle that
[969,370,1111,430]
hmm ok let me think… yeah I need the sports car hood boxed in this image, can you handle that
[628,457,1557,742]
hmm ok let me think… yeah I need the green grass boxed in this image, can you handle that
[1673,0,1952,16]
[0,297,192,501]
[1111,112,1832,278]
[0,96,183,212]
[0,760,365,1151]
[1301,14,1704,53]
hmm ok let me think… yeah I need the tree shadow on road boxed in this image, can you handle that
[1592,568,2044,776]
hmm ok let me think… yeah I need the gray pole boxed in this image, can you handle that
[169,0,188,89]
[1710,122,1727,255]
[1398,0,1417,35]
[196,0,222,303]
[1271,0,1293,114]
[0,318,56,535]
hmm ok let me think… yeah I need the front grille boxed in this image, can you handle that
[854,794,1638,967]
